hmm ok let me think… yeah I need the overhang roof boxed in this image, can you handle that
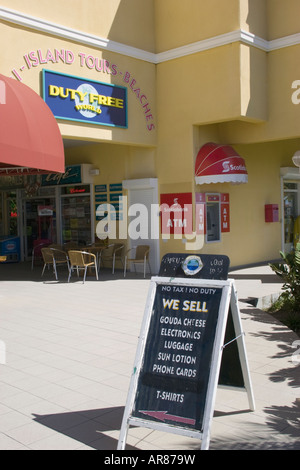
[195,142,248,185]
[0,74,64,176]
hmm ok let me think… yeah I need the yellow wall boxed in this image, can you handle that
[219,44,300,143]
[65,142,156,249]
[159,138,299,268]
[155,42,267,188]
[2,0,300,268]
[240,0,267,38]
[0,20,157,147]
[267,0,300,40]
[65,143,156,183]
[1,0,156,52]
[153,0,300,267]
[156,44,241,189]
[154,0,240,52]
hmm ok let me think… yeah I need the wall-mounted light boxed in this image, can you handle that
[292,150,300,167]
[89,168,100,176]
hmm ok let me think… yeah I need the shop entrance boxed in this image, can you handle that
[123,178,160,274]
[23,197,56,259]
[283,181,300,253]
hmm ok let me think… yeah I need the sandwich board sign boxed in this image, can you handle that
[118,254,255,450]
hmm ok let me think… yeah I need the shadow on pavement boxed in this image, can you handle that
[33,406,138,450]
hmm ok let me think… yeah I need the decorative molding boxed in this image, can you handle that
[1,6,300,65]
[0,6,156,63]
[155,30,269,63]
[269,32,300,51]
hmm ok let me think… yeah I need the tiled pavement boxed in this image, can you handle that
[0,262,299,450]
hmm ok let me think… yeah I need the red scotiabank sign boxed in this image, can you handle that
[195,192,206,235]
[220,193,230,232]
[160,193,193,235]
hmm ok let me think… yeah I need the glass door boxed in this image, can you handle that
[60,185,92,247]
[23,197,56,259]
[283,182,299,253]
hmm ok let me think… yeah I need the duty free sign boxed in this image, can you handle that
[43,69,127,128]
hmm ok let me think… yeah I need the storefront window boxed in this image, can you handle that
[24,197,56,257]
[284,182,298,191]
[0,174,94,260]
[61,185,92,246]
[7,192,18,236]
[283,181,299,252]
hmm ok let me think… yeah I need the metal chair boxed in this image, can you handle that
[67,250,98,283]
[32,241,50,270]
[32,242,62,270]
[85,243,108,274]
[100,243,125,274]
[124,245,151,278]
[41,247,69,280]
[41,247,57,280]
[50,248,70,279]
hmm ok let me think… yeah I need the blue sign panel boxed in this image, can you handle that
[41,165,82,186]
[95,184,107,193]
[43,69,128,128]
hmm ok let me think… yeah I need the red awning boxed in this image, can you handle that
[0,74,64,176]
[195,142,248,185]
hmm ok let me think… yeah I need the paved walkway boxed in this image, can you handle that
[0,261,299,450]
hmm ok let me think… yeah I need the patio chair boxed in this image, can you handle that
[85,243,108,274]
[31,241,50,270]
[67,250,98,283]
[32,242,62,270]
[50,248,70,279]
[100,243,125,274]
[41,247,57,280]
[124,245,151,278]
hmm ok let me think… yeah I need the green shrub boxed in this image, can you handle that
[269,243,300,312]
[285,312,300,332]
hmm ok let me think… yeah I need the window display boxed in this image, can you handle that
[61,185,91,246]
[7,192,18,237]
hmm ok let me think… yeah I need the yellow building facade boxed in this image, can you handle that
[1,0,300,271]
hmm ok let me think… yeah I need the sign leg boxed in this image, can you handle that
[230,283,255,411]
[117,420,129,450]
[201,430,210,450]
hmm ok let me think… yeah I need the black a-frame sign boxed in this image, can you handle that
[118,254,255,450]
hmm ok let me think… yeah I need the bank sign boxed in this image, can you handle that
[42,69,127,128]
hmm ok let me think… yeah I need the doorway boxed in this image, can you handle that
[123,178,160,274]
[23,197,56,259]
[282,181,300,253]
